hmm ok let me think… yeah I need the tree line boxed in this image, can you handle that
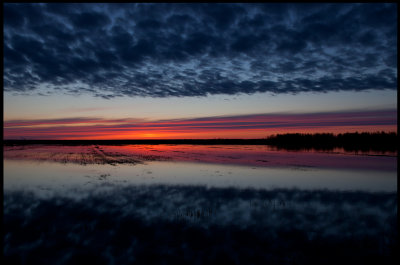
[3,132,397,152]
[265,132,397,153]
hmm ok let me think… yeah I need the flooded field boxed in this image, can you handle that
[3,145,397,264]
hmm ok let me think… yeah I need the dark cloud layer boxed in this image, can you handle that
[3,3,397,98]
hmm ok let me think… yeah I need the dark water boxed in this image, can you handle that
[3,145,397,264]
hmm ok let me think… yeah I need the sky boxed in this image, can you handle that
[3,3,397,139]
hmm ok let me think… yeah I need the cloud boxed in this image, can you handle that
[3,109,397,139]
[3,3,397,98]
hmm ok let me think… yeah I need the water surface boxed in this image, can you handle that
[3,144,397,265]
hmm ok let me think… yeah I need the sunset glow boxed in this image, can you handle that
[3,4,397,264]
[3,3,397,140]
[4,110,397,140]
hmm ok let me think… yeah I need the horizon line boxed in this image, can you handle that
[4,131,397,142]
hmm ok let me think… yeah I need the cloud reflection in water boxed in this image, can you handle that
[4,184,397,265]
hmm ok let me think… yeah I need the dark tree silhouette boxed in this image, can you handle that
[265,132,397,153]
[3,132,397,153]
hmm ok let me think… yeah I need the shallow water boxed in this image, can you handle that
[3,145,397,264]
[4,144,396,194]
[3,158,397,198]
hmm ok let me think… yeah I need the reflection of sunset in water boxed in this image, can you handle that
[3,145,397,265]
[4,144,396,171]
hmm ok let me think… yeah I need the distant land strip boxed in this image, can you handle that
[3,139,268,146]
[3,132,397,153]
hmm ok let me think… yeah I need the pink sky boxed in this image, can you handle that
[4,109,397,140]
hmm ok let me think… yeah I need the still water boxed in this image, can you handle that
[4,144,396,194]
[3,145,397,265]
[4,157,397,196]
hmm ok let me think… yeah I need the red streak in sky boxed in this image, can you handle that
[3,110,397,139]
